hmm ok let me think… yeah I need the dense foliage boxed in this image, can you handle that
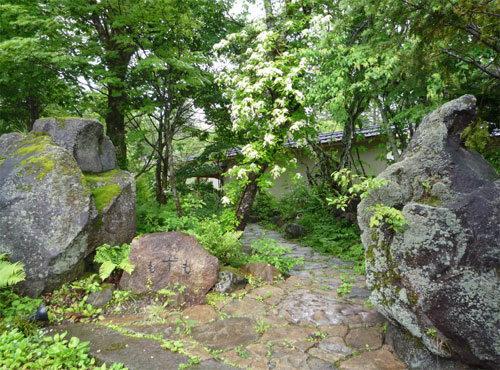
[1,0,499,365]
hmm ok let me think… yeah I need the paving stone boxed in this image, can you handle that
[221,296,267,318]
[319,325,349,338]
[269,346,309,370]
[191,317,259,350]
[246,285,286,306]
[182,304,219,324]
[261,325,316,351]
[345,326,383,350]
[53,323,189,370]
[339,346,406,370]
[307,357,339,370]
[277,289,348,326]
[307,337,354,363]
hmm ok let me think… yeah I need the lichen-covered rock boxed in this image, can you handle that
[33,118,116,173]
[0,132,95,296]
[0,131,136,297]
[119,232,219,303]
[85,170,136,248]
[213,266,248,294]
[358,95,500,368]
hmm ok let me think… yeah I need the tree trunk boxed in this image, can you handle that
[27,95,40,131]
[235,164,268,231]
[106,83,127,169]
[375,97,400,162]
[166,136,182,218]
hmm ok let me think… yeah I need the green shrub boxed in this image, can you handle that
[248,238,303,274]
[191,217,246,267]
[94,244,135,281]
[252,191,279,220]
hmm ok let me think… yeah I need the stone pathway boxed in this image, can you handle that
[52,224,406,370]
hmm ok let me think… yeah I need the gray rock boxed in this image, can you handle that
[285,223,306,238]
[213,266,248,294]
[0,131,136,297]
[85,170,136,249]
[87,283,115,309]
[119,232,219,304]
[358,95,500,368]
[0,132,95,296]
[385,323,480,370]
[33,118,116,173]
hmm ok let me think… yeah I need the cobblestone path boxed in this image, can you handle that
[54,224,406,370]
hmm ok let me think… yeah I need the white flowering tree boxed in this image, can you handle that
[214,3,315,230]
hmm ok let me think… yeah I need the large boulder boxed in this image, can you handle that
[0,131,135,297]
[358,95,500,368]
[119,232,219,303]
[32,118,116,173]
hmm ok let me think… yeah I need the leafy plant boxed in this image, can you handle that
[94,243,135,281]
[248,238,303,274]
[369,204,408,232]
[0,253,25,288]
[192,217,246,267]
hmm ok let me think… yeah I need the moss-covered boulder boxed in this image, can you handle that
[358,95,500,369]
[0,131,135,297]
[33,118,116,173]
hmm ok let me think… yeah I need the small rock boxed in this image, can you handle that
[87,283,115,309]
[213,267,248,294]
[271,215,284,227]
[285,223,306,238]
[243,262,280,281]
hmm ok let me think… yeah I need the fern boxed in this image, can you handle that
[94,244,134,281]
[0,253,26,288]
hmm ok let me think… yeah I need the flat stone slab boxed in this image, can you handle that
[191,317,259,350]
[52,323,189,370]
[339,346,406,370]
[346,326,383,349]
[277,289,349,326]
[308,337,354,363]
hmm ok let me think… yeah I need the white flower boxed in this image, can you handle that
[256,30,273,42]
[263,133,275,147]
[295,173,302,180]
[213,39,229,51]
[270,165,286,179]
[294,90,305,102]
[242,144,260,159]
[237,168,247,179]
[221,196,231,205]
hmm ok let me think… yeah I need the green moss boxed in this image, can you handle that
[418,196,441,206]
[83,170,124,211]
[15,135,56,180]
[84,169,119,183]
[15,134,51,157]
[20,155,55,180]
[367,230,402,306]
[91,183,122,211]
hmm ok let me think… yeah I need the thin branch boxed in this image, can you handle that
[442,49,500,80]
